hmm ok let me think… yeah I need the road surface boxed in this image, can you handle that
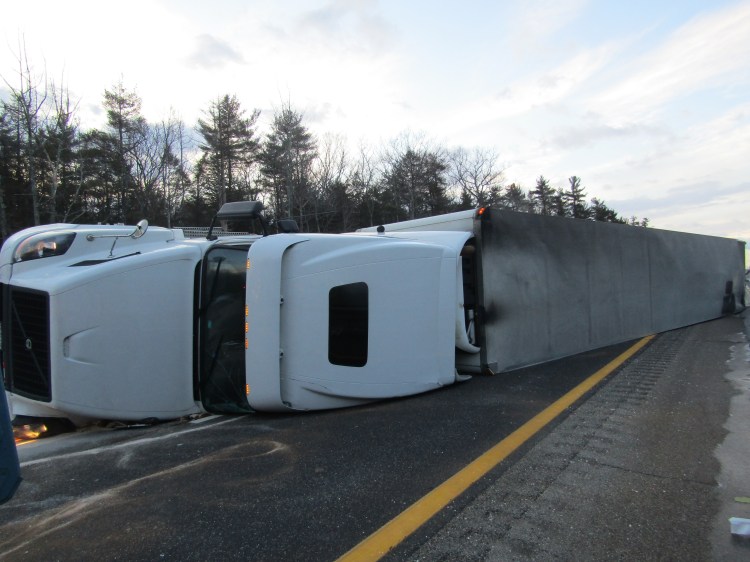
[1,313,748,561]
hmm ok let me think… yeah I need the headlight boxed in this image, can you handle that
[13,232,76,262]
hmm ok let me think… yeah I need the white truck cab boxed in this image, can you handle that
[1,202,478,422]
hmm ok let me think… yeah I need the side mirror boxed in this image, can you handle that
[131,219,149,239]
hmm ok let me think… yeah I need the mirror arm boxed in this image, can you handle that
[85,220,149,257]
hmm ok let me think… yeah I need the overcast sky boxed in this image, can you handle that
[1,0,749,249]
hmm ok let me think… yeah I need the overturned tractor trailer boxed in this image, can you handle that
[0,203,745,424]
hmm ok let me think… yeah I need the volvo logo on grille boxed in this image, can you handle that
[25,338,33,351]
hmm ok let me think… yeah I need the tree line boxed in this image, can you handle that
[0,52,647,242]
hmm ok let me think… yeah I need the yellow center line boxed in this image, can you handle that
[336,335,654,562]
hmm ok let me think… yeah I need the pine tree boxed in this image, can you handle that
[197,94,260,210]
[383,147,450,221]
[590,197,623,223]
[259,104,316,226]
[530,175,555,215]
[380,134,453,223]
[564,176,589,219]
[103,81,146,222]
[552,188,567,217]
[77,128,119,223]
[500,183,531,212]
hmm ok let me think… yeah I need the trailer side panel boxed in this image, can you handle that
[476,210,745,372]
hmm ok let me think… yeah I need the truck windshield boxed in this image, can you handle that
[199,246,253,414]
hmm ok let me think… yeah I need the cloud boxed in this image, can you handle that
[507,0,590,56]
[594,100,750,190]
[543,120,669,150]
[187,34,245,69]
[554,98,750,238]
[441,39,622,137]
[612,181,749,212]
[610,180,750,240]
[295,0,397,54]
[302,101,347,125]
[588,2,750,125]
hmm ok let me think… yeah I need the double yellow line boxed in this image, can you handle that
[337,335,654,561]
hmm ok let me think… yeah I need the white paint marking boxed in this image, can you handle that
[20,416,241,468]
[189,414,223,424]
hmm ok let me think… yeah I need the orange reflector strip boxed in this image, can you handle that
[246,258,251,269]
[246,384,250,395]
[245,305,249,317]
[245,338,248,350]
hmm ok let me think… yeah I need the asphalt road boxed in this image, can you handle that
[2,313,748,561]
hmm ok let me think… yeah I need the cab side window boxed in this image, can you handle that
[328,282,368,367]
